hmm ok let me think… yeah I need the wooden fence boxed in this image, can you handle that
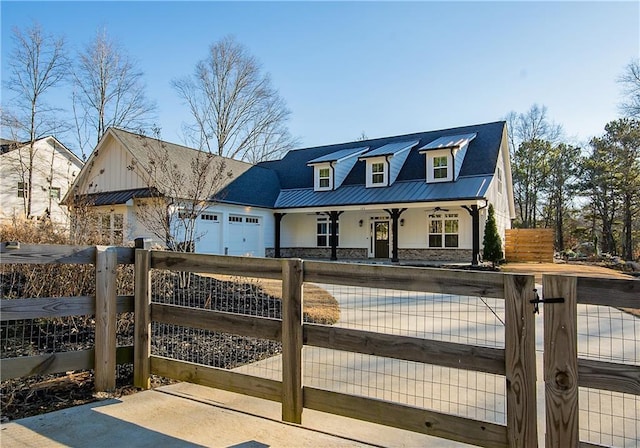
[505,228,555,262]
[0,243,135,390]
[1,243,638,447]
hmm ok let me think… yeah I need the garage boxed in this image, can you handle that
[227,215,262,256]
[196,212,222,254]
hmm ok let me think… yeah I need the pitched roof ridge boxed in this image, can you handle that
[286,120,507,154]
[108,127,252,167]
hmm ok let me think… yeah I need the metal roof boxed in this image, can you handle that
[418,133,477,151]
[358,140,419,159]
[80,188,157,206]
[307,146,369,164]
[274,176,491,209]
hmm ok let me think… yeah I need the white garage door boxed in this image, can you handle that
[227,215,261,256]
[196,213,222,254]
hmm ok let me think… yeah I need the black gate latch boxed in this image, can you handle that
[530,289,565,314]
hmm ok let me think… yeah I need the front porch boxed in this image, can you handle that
[270,202,487,264]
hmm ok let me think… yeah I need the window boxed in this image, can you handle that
[317,217,339,247]
[49,187,61,199]
[229,216,243,223]
[246,217,259,224]
[201,213,218,221]
[17,182,28,198]
[428,213,459,248]
[372,162,385,184]
[433,156,448,179]
[319,167,330,189]
[314,165,333,191]
[93,212,124,244]
[496,166,503,194]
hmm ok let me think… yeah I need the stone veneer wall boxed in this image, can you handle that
[398,248,473,262]
[266,247,470,262]
[266,247,368,259]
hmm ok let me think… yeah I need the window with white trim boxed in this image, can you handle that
[17,182,28,198]
[497,166,503,194]
[319,167,330,189]
[365,158,388,187]
[49,187,61,199]
[372,162,385,184]
[317,217,339,247]
[314,164,333,191]
[90,212,124,244]
[433,156,448,179]
[229,216,243,223]
[428,213,459,248]
[246,217,259,224]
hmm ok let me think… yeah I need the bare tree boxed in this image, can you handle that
[619,59,640,119]
[73,28,156,159]
[2,22,69,218]
[172,36,295,161]
[132,128,233,253]
[505,104,563,227]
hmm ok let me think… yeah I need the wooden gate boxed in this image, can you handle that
[505,228,554,262]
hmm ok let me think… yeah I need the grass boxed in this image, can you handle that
[205,275,340,325]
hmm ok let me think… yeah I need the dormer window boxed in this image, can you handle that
[433,156,448,179]
[319,167,331,188]
[425,150,453,183]
[365,157,388,188]
[371,162,386,185]
[313,164,333,191]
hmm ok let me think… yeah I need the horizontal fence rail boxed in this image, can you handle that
[0,242,135,389]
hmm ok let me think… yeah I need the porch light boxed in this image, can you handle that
[359,219,363,227]
[400,219,405,226]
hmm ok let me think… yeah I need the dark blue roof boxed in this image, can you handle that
[215,165,281,208]
[219,121,506,209]
[307,146,369,164]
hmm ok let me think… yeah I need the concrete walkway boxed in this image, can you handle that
[1,382,463,448]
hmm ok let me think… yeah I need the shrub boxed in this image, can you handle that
[483,204,503,267]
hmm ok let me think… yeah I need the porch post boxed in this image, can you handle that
[328,211,342,261]
[274,213,285,258]
[385,208,407,263]
[463,205,481,265]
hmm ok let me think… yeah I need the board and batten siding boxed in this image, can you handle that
[78,135,146,194]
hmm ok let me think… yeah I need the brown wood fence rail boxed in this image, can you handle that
[542,274,640,448]
[0,242,135,390]
[135,249,538,448]
[505,228,555,263]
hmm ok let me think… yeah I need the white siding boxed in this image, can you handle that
[76,134,145,194]
[0,138,83,225]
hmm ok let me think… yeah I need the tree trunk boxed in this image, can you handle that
[623,193,633,260]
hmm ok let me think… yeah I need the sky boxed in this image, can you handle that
[1,1,638,156]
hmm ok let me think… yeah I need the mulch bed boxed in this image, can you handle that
[1,271,288,422]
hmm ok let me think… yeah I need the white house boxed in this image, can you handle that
[216,120,515,264]
[0,136,84,226]
[66,122,514,264]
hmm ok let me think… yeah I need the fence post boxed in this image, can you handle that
[134,247,152,389]
[543,274,578,447]
[281,258,303,424]
[504,274,538,447]
[95,246,118,391]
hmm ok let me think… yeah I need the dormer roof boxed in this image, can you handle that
[307,146,368,165]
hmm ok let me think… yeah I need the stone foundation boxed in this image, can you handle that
[266,247,471,262]
[266,247,368,259]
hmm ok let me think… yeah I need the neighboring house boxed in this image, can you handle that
[0,136,83,226]
[64,128,256,252]
[217,120,515,264]
[65,121,514,264]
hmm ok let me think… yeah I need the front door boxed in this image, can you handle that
[374,221,389,258]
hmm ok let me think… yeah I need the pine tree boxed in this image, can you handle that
[483,204,503,267]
